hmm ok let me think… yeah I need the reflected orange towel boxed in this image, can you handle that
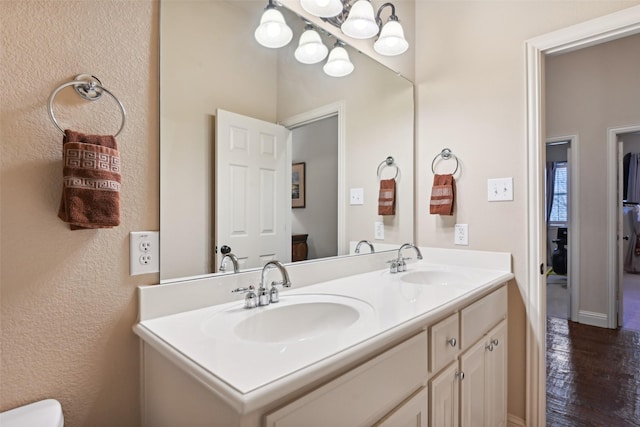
[58,129,121,229]
[430,174,455,215]
[378,179,396,215]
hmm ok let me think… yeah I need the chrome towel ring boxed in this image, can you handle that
[377,156,400,180]
[431,148,459,175]
[48,74,126,136]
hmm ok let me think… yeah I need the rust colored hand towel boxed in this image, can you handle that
[58,129,121,229]
[378,178,396,215]
[430,174,455,215]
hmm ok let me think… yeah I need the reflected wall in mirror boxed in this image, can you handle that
[160,0,415,282]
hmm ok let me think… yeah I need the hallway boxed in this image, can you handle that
[546,317,640,426]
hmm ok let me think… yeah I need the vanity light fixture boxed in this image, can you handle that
[300,0,409,56]
[323,40,354,77]
[373,3,408,56]
[294,24,329,64]
[255,0,293,49]
[340,0,379,39]
[300,0,343,18]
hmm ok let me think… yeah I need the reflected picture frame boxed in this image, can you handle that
[292,162,306,208]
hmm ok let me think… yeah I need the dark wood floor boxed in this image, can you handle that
[546,317,640,426]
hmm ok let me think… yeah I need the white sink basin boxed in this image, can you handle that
[400,269,472,285]
[202,294,374,344]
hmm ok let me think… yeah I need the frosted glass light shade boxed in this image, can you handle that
[323,46,354,77]
[254,8,293,48]
[294,29,329,64]
[300,0,343,18]
[340,0,378,39]
[374,20,408,56]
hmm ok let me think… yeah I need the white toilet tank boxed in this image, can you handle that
[0,399,64,427]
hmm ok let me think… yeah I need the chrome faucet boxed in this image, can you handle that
[219,253,240,273]
[259,260,292,306]
[354,240,375,254]
[390,243,423,273]
[231,261,292,309]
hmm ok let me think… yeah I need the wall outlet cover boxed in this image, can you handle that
[130,231,160,275]
[454,224,469,246]
[374,221,385,240]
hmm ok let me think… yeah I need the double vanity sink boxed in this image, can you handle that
[134,248,513,426]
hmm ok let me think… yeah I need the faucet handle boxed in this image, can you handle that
[232,286,258,309]
[386,259,398,273]
[270,280,291,289]
[231,285,255,294]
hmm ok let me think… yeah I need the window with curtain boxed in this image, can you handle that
[549,161,568,225]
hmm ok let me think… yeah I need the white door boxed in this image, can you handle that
[617,140,624,327]
[215,109,291,271]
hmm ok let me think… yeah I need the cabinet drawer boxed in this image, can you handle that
[460,286,507,349]
[264,331,429,427]
[429,313,459,374]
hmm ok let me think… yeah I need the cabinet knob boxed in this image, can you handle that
[491,338,499,347]
[447,337,457,347]
[455,371,465,381]
[485,343,494,352]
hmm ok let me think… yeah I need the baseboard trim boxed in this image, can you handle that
[508,413,526,427]
[578,310,608,328]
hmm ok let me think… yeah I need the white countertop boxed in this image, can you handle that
[134,259,513,413]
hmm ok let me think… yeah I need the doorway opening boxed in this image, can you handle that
[289,116,339,261]
[545,138,573,321]
[616,129,640,331]
[525,6,640,424]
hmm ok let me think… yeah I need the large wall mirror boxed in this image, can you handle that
[160,0,415,282]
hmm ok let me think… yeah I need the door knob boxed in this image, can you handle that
[623,235,630,241]
[221,245,232,254]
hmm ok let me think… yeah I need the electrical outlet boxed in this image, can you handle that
[455,224,469,245]
[374,221,384,240]
[130,231,159,275]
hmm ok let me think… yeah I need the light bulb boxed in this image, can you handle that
[374,20,408,56]
[295,28,328,64]
[254,8,293,48]
[341,0,378,39]
[323,45,354,77]
[300,0,343,18]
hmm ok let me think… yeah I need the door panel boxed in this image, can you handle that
[216,109,291,271]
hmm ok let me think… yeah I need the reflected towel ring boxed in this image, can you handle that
[377,156,399,180]
[48,74,126,137]
[431,148,459,175]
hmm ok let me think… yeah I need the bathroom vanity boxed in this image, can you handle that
[134,248,512,426]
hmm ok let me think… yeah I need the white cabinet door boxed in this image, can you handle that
[485,320,508,427]
[429,361,459,427]
[460,336,486,427]
[375,387,428,427]
[460,320,508,427]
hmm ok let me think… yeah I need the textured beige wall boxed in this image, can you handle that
[546,34,640,318]
[413,0,639,421]
[1,1,158,426]
[2,0,639,426]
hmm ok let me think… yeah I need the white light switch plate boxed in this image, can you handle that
[130,231,160,275]
[488,177,514,201]
[350,188,364,205]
